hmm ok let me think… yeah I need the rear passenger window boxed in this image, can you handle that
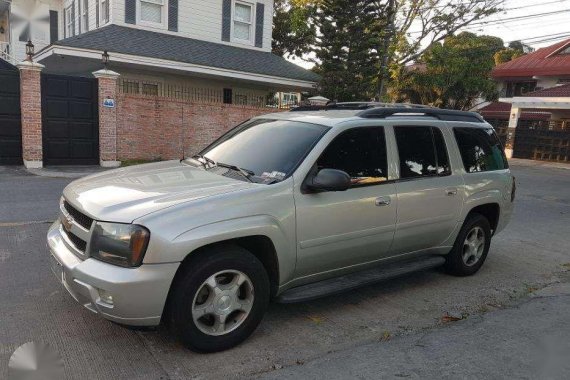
[394,126,450,179]
[317,127,388,187]
[454,128,508,173]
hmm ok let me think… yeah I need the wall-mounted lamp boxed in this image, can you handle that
[102,50,109,69]
[0,26,5,34]
[25,40,34,61]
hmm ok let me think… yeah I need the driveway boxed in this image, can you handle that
[0,161,569,379]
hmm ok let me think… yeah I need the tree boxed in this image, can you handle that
[389,32,503,110]
[312,0,384,101]
[272,0,318,58]
[494,40,534,65]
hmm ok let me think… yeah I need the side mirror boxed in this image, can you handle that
[306,169,351,192]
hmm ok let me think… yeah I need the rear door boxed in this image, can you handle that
[391,125,464,255]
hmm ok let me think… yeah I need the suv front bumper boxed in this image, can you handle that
[47,221,179,326]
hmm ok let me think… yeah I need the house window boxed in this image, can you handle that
[140,0,164,24]
[123,81,140,94]
[82,0,88,30]
[142,83,159,96]
[101,0,110,24]
[223,88,233,104]
[233,1,253,43]
[65,6,74,37]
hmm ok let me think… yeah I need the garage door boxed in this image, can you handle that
[0,67,23,165]
[42,74,99,165]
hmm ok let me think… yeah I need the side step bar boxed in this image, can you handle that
[276,255,446,304]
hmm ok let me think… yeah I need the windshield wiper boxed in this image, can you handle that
[191,154,216,169]
[216,162,255,183]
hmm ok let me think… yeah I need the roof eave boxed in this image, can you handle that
[35,45,318,89]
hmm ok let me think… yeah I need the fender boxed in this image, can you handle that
[145,215,295,286]
[461,189,502,221]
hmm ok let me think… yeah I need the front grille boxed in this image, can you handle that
[65,230,87,252]
[63,201,94,230]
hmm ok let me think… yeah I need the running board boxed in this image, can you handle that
[276,255,446,304]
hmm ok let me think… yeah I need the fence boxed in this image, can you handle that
[513,120,570,162]
[117,78,298,109]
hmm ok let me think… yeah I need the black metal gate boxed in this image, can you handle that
[513,120,570,162]
[0,66,22,165]
[41,74,99,165]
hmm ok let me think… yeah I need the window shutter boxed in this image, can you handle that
[85,1,89,31]
[221,0,231,42]
[168,0,178,32]
[50,11,59,43]
[255,3,264,48]
[125,0,136,24]
[96,0,99,27]
[71,2,75,36]
[78,0,81,33]
[63,9,67,38]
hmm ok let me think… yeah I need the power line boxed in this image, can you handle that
[469,9,570,26]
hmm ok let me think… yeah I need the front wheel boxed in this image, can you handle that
[445,213,491,276]
[168,245,270,352]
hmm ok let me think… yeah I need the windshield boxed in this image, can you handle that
[197,119,329,182]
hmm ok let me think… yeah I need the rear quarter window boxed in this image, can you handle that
[453,127,508,173]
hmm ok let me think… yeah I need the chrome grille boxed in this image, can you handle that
[65,230,87,252]
[63,201,94,230]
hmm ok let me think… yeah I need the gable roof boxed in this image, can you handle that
[51,25,320,83]
[492,38,570,78]
[523,83,570,97]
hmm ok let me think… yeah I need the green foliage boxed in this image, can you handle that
[390,32,503,110]
[272,0,318,58]
[494,40,533,65]
[313,0,385,101]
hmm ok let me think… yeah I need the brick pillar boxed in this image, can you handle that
[505,106,521,159]
[93,69,121,167]
[17,61,45,169]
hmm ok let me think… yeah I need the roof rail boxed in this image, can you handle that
[357,107,485,123]
[290,101,435,112]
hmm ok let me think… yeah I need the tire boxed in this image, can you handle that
[168,245,270,353]
[445,213,492,276]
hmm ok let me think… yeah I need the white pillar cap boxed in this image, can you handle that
[16,60,45,72]
[93,69,121,79]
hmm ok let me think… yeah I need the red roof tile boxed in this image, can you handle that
[523,83,570,97]
[492,39,570,78]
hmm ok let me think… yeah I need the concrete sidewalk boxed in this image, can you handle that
[261,281,570,379]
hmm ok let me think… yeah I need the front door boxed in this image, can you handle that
[294,127,397,278]
[391,125,463,254]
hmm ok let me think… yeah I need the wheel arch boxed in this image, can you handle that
[466,203,500,233]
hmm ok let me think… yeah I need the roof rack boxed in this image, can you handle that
[357,107,485,123]
[291,101,434,112]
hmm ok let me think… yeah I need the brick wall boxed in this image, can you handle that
[116,94,277,161]
[19,68,43,163]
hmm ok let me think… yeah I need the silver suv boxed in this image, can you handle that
[48,105,515,352]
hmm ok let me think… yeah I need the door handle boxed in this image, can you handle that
[375,196,391,206]
[445,187,458,196]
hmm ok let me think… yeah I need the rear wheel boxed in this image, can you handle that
[168,245,270,352]
[445,213,491,276]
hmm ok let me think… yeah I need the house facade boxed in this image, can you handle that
[0,0,320,168]
[479,38,570,163]
[2,0,318,105]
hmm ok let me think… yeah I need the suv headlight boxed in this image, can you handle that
[89,222,150,267]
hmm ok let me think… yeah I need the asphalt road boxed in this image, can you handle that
[0,160,569,379]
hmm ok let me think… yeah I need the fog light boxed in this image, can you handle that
[98,289,114,305]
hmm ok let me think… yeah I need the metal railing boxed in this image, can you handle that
[117,78,298,109]
[0,42,17,65]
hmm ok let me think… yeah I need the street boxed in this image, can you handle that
[1,160,569,379]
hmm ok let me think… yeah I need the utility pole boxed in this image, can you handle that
[377,0,396,101]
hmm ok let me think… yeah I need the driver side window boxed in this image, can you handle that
[317,127,388,187]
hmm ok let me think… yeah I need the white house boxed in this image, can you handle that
[1,0,319,104]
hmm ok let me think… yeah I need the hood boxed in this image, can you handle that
[63,160,256,223]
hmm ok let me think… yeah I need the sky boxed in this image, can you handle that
[288,0,570,69]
